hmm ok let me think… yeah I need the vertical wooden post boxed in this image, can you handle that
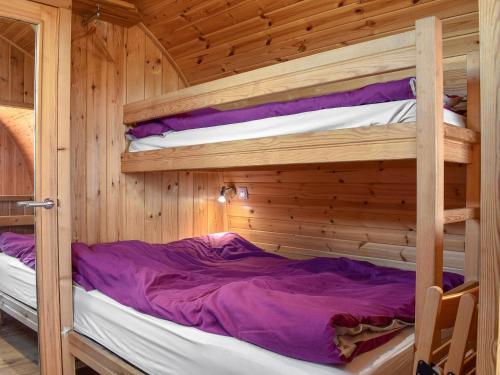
[477,0,500,373]
[464,51,481,282]
[57,7,76,375]
[415,16,444,338]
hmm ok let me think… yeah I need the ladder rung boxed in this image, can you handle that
[444,208,479,224]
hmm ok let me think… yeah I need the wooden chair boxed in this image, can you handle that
[414,281,479,375]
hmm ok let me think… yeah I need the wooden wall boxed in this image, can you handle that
[0,123,33,195]
[0,38,34,107]
[71,16,224,244]
[223,161,466,272]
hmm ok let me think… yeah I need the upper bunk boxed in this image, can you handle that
[121,17,479,173]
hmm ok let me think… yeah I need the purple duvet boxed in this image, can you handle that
[71,232,463,364]
[0,232,35,269]
[0,231,463,364]
[128,77,416,139]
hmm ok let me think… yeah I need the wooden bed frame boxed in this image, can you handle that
[67,16,481,375]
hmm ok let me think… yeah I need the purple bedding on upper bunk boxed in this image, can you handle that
[0,232,35,269]
[71,232,463,365]
[128,77,416,139]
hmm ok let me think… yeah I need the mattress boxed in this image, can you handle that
[129,99,466,152]
[0,252,414,375]
[74,286,414,375]
[0,252,37,308]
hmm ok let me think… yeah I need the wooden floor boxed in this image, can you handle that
[0,314,97,374]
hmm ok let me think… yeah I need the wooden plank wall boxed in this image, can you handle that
[70,15,224,244]
[0,123,33,195]
[223,161,466,272]
[0,38,34,107]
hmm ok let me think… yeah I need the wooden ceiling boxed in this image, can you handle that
[0,105,35,177]
[128,0,478,85]
[0,17,36,57]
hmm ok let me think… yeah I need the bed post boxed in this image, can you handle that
[415,16,444,340]
[464,51,481,282]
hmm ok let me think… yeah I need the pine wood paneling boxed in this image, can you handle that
[223,161,466,272]
[0,124,32,195]
[71,16,222,244]
[477,0,500,372]
[0,17,35,56]
[132,0,479,84]
[0,26,35,107]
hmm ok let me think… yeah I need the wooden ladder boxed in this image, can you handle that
[414,17,480,340]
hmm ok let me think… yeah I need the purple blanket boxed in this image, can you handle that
[72,233,463,364]
[128,77,415,138]
[0,232,35,269]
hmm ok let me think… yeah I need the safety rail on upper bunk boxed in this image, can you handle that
[121,16,479,174]
[0,195,35,227]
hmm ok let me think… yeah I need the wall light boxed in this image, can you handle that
[218,186,235,204]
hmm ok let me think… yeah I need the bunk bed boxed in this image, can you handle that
[0,196,37,331]
[64,16,480,375]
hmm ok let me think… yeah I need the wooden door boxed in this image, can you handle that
[0,1,72,374]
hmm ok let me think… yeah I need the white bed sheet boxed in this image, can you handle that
[0,252,37,308]
[0,253,414,375]
[74,286,414,375]
[129,99,465,152]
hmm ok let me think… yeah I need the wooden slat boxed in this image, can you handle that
[123,30,416,123]
[444,208,479,224]
[464,51,481,282]
[122,123,474,172]
[0,290,37,332]
[68,331,144,375]
[0,215,34,226]
[415,16,444,340]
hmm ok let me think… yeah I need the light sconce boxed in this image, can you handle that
[218,186,235,204]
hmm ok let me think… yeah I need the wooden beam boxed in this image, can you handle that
[444,208,479,224]
[477,0,500,373]
[415,16,444,340]
[0,215,34,226]
[121,124,473,173]
[0,99,34,109]
[0,195,32,201]
[72,0,142,27]
[0,290,37,332]
[123,30,417,124]
[464,51,481,282]
[0,34,34,59]
[68,331,144,375]
[57,7,76,375]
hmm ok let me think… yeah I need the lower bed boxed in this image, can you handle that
[0,249,414,375]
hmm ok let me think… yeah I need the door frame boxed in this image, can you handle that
[0,1,72,374]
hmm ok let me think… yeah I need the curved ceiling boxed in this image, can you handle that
[0,17,35,57]
[72,0,478,86]
[131,0,478,85]
[0,105,35,178]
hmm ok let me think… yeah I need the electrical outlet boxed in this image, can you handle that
[237,186,249,200]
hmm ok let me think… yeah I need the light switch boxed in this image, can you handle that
[237,186,249,200]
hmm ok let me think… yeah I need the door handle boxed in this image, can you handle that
[17,198,55,209]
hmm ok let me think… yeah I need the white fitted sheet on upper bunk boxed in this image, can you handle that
[0,252,37,309]
[128,99,466,152]
[74,286,414,375]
